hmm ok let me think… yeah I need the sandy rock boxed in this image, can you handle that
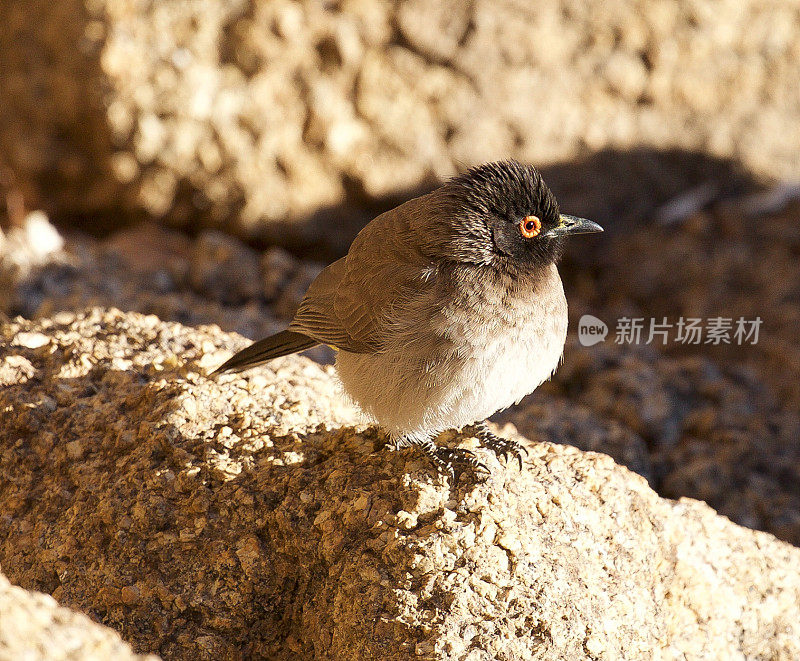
[1,308,799,660]
[0,222,284,340]
[494,393,653,483]
[0,221,336,365]
[0,572,158,660]
[187,230,262,305]
[556,200,800,545]
[509,339,800,547]
[1,0,798,241]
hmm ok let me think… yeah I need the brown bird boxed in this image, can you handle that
[213,160,602,478]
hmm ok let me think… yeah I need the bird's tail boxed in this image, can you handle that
[211,330,318,375]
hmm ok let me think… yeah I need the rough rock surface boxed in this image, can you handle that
[576,199,800,411]
[1,308,800,660]
[1,0,798,242]
[553,199,800,545]
[508,338,800,546]
[0,571,158,660]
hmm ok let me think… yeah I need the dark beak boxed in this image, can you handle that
[542,214,604,238]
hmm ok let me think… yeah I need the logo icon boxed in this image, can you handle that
[578,314,608,347]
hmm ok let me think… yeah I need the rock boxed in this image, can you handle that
[0,219,336,363]
[1,308,799,659]
[1,0,798,243]
[534,336,800,545]
[574,200,800,413]
[0,571,158,660]
[2,195,799,546]
[12,330,50,349]
[260,246,325,319]
[17,210,65,258]
[0,221,286,342]
[1,208,799,544]
[494,393,654,483]
[0,211,66,275]
[187,230,262,305]
[556,198,800,545]
[260,246,298,302]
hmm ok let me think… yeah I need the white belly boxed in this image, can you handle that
[334,264,568,437]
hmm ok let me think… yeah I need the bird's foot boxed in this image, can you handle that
[428,445,489,482]
[393,434,488,481]
[468,421,527,470]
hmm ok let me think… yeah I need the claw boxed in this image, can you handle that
[431,446,488,481]
[390,433,491,481]
[471,422,527,470]
[413,440,489,480]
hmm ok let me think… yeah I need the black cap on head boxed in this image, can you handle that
[440,160,566,270]
[448,160,561,229]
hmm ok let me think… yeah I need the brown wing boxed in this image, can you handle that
[287,256,375,351]
[289,195,439,353]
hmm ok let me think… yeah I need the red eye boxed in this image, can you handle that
[520,215,541,238]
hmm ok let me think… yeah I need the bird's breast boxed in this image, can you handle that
[333,263,568,435]
[440,263,568,416]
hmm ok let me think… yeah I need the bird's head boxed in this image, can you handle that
[441,160,603,270]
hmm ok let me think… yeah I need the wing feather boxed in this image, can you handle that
[289,196,439,353]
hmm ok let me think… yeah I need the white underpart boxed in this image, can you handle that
[335,263,568,439]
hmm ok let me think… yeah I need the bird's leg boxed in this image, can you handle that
[467,421,527,470]
[391,433,488,481]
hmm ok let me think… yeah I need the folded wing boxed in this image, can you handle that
[289,196,438,353]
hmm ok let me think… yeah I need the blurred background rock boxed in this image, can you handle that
[1,0,799,252]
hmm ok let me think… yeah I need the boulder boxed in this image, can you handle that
[1,308,798,659]
[1,0,798,243]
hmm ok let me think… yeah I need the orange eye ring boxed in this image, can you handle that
[520,215,541,239]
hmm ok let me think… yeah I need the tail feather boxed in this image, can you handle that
[211,330,318,375]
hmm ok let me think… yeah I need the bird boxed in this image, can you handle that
[212,160,602,479]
